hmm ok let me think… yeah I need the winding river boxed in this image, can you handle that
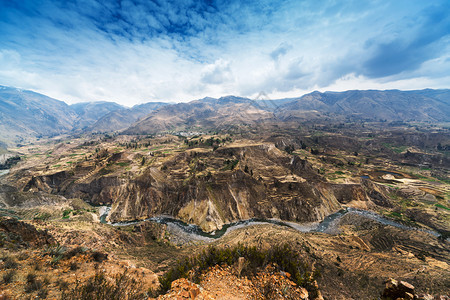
[100,207,442,240]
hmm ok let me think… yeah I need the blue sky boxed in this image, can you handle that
[0,0,449,105]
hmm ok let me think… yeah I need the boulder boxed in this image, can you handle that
[382,278,416,300]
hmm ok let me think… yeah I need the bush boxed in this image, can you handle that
[56,279,69,291]
[43,244,67,258]
[62,209,72,219]
[34,212,52,221]
[158,243,316,294]
[65,246,88,259]
[42,244,67,266]
[33,261,42,271]
[91,251,108,262]
[3,269,16,283]
[69,261,78,271]
[61,270,147,300]
[2,256,18,269]
[24,273,43,293]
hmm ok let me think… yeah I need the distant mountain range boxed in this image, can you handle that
[0,85,449,147]
[71,101,124,130]
[278,89,450,122]
[124,96,276,135]
[125,89,450,135]
[86,102,169,133]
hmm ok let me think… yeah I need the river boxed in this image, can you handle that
[100,207,443,240]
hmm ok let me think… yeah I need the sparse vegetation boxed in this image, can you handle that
[91,251,108,262]
[2,269,16,283]
[24,273,43,293]
[222,159,239,171]
[62,209,72,219]
[435,203,450,211]
[34,212,52,221]
[60,270,147,300]
[158,243,317,294]
[2,256,18,269]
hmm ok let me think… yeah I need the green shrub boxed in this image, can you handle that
[222,159,239,171]
[43,244,67,257]
[62,209,72,219]
[435,203,450,211]
[158,243,316,294]
[42,244,67,266]
[34,212,52,221]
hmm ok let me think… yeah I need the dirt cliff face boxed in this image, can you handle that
[10,142,385,232]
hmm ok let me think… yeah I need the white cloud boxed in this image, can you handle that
[201,59,233,85]
[0,0,448,105]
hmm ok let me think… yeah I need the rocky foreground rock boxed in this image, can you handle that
[382,278,449,300]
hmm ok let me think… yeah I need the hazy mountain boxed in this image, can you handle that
[0,86,128,146]
[86,102,169,133]
[124,96,276,134]
[1,86,450,146]
[124,89,450,135]
[0,86,78,146]
[278,89,450,122]
[70,101,124,130]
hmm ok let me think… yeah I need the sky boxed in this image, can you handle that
[0,0,449,106]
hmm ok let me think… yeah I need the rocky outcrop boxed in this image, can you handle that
[382,278,415,299]
[382,278,450,300]
[157,278,213,300]
[103,145,377,231]
[13,144,389,232]
[0,217,55,247]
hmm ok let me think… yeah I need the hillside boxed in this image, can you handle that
[123,89,450,135]
[70,101,124,130]
[0,125,448,299]
[1,87,450,146]
[0,86,78,146]
[0,86,124,146]
[278,89,450,122]
[124,96,276,135]
[86,102,169,133]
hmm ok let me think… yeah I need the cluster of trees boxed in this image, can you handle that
[184,136,233,149]
[0,155,21,170]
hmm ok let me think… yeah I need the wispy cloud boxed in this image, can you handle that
[0,0,449,105]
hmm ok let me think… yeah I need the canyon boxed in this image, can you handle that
[0,87,448,299]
